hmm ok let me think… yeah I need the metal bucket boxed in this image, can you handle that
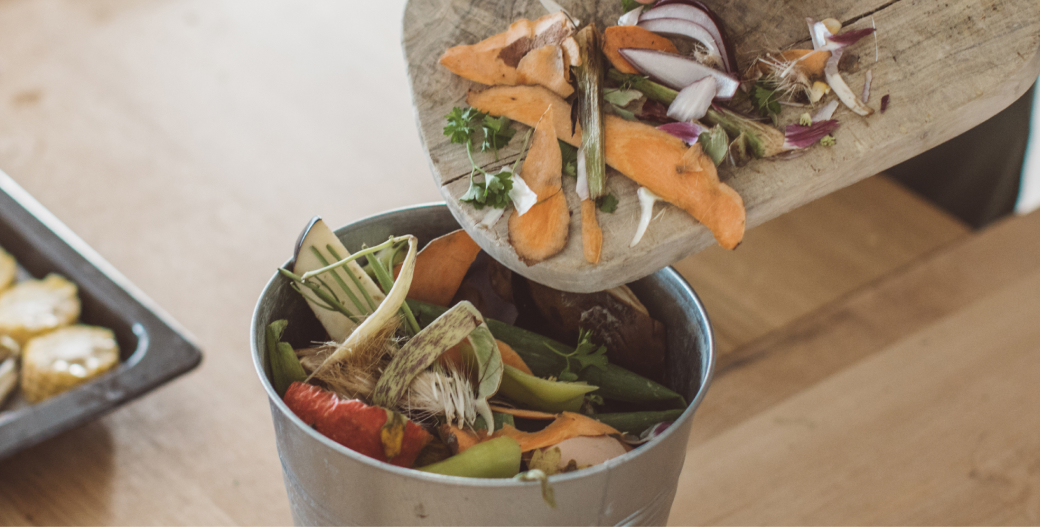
[251,203,715,526]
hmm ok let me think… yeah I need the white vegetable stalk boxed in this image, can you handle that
[666,77,716,122]
[825,48,874,117]
[508,171,539,216]
[630,187,663,247]
[575,146,590,201]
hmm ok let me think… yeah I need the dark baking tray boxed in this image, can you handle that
[0,170,202,459]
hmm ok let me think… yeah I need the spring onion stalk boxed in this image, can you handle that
[607,69,678,105]
[574,24,607,200]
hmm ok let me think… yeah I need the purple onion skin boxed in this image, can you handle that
[783,119,840,149]
[880,94,890,113]
[827,27,876,47]
[637,99,674,123]
[652,0,738,73]
[657,121,708,143]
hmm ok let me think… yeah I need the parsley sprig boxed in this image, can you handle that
[444,107,525,210]
[751,80,782,124]
[547,329,609,382]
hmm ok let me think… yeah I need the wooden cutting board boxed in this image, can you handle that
[403,0,1040,293]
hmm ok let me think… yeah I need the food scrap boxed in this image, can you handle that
[270,218,687,482]
[438,0,885,259]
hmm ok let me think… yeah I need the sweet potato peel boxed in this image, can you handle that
[439,13,574,87]
[488,405,556,420]
[581,200,603,264]
[602,26,679,74]
[516,45,574,98]
[495,340,533,376]
[508,106,570,265]
[469,85,746,249]
[407,229,482,307]
[491,411,620,452]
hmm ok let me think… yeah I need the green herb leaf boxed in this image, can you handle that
[560,140,578,178]
[603,88,644,108]
[620,0,645,12]
[547,328,610,380]
[460,169,515,210]
[596,193,619,213]
[820,135,836,146]
[444,107,485,145]
[751,80,782,121]
[698,125,730,167]
[480,115,517,158]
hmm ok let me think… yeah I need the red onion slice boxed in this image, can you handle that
[637,18,722,68]
[640,4,732,71]
[657,121,708,143]
[783,119,840,149]
[618,48,739,99]
[652,0,738,72]
[666,76,716,121]
[880,94,890,113]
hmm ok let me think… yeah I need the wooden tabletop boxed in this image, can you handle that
[0,1,1038,525]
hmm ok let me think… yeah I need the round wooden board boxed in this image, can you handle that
[403,0,1040,292]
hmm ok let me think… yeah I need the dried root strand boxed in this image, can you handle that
[399,362,477,429]
[312,317,401,403]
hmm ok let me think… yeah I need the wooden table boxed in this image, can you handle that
[0,1,1037,524]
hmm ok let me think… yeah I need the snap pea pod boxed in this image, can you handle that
[417,436,521,478]
[589,409,685,434]
[407,300,686,407]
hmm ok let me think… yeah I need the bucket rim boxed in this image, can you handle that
[250,202,715,487]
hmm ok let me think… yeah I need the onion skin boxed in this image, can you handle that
[637,17,723,69]
[652,0,738,72]
[617,48,738,99]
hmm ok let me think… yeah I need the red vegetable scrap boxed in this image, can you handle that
[881,94,890,113]
[284,382,432,467]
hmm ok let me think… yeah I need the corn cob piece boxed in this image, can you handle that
[21,325,118,403]
[0,246,15,293]
[0,335,17,362]
[0,274,80,345]
[0,357,16,406]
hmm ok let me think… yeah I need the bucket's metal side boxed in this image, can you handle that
[252,203,715,526]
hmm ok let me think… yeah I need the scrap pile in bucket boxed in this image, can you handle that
[267,218,686,482]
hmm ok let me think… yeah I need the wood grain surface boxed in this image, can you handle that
[0,1,1037,525]
[403,0,1040,292]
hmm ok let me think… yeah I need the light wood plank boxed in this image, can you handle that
[674,174,969,357]
[403,0,1040,292]
[671,262,1040,525]
[685,208,1040,450]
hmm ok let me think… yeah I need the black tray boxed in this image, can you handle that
[0,170,202,459]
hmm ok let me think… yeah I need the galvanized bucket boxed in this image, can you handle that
[251,204,715,526]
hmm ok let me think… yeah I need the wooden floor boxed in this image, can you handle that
[1,1,1038,525]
